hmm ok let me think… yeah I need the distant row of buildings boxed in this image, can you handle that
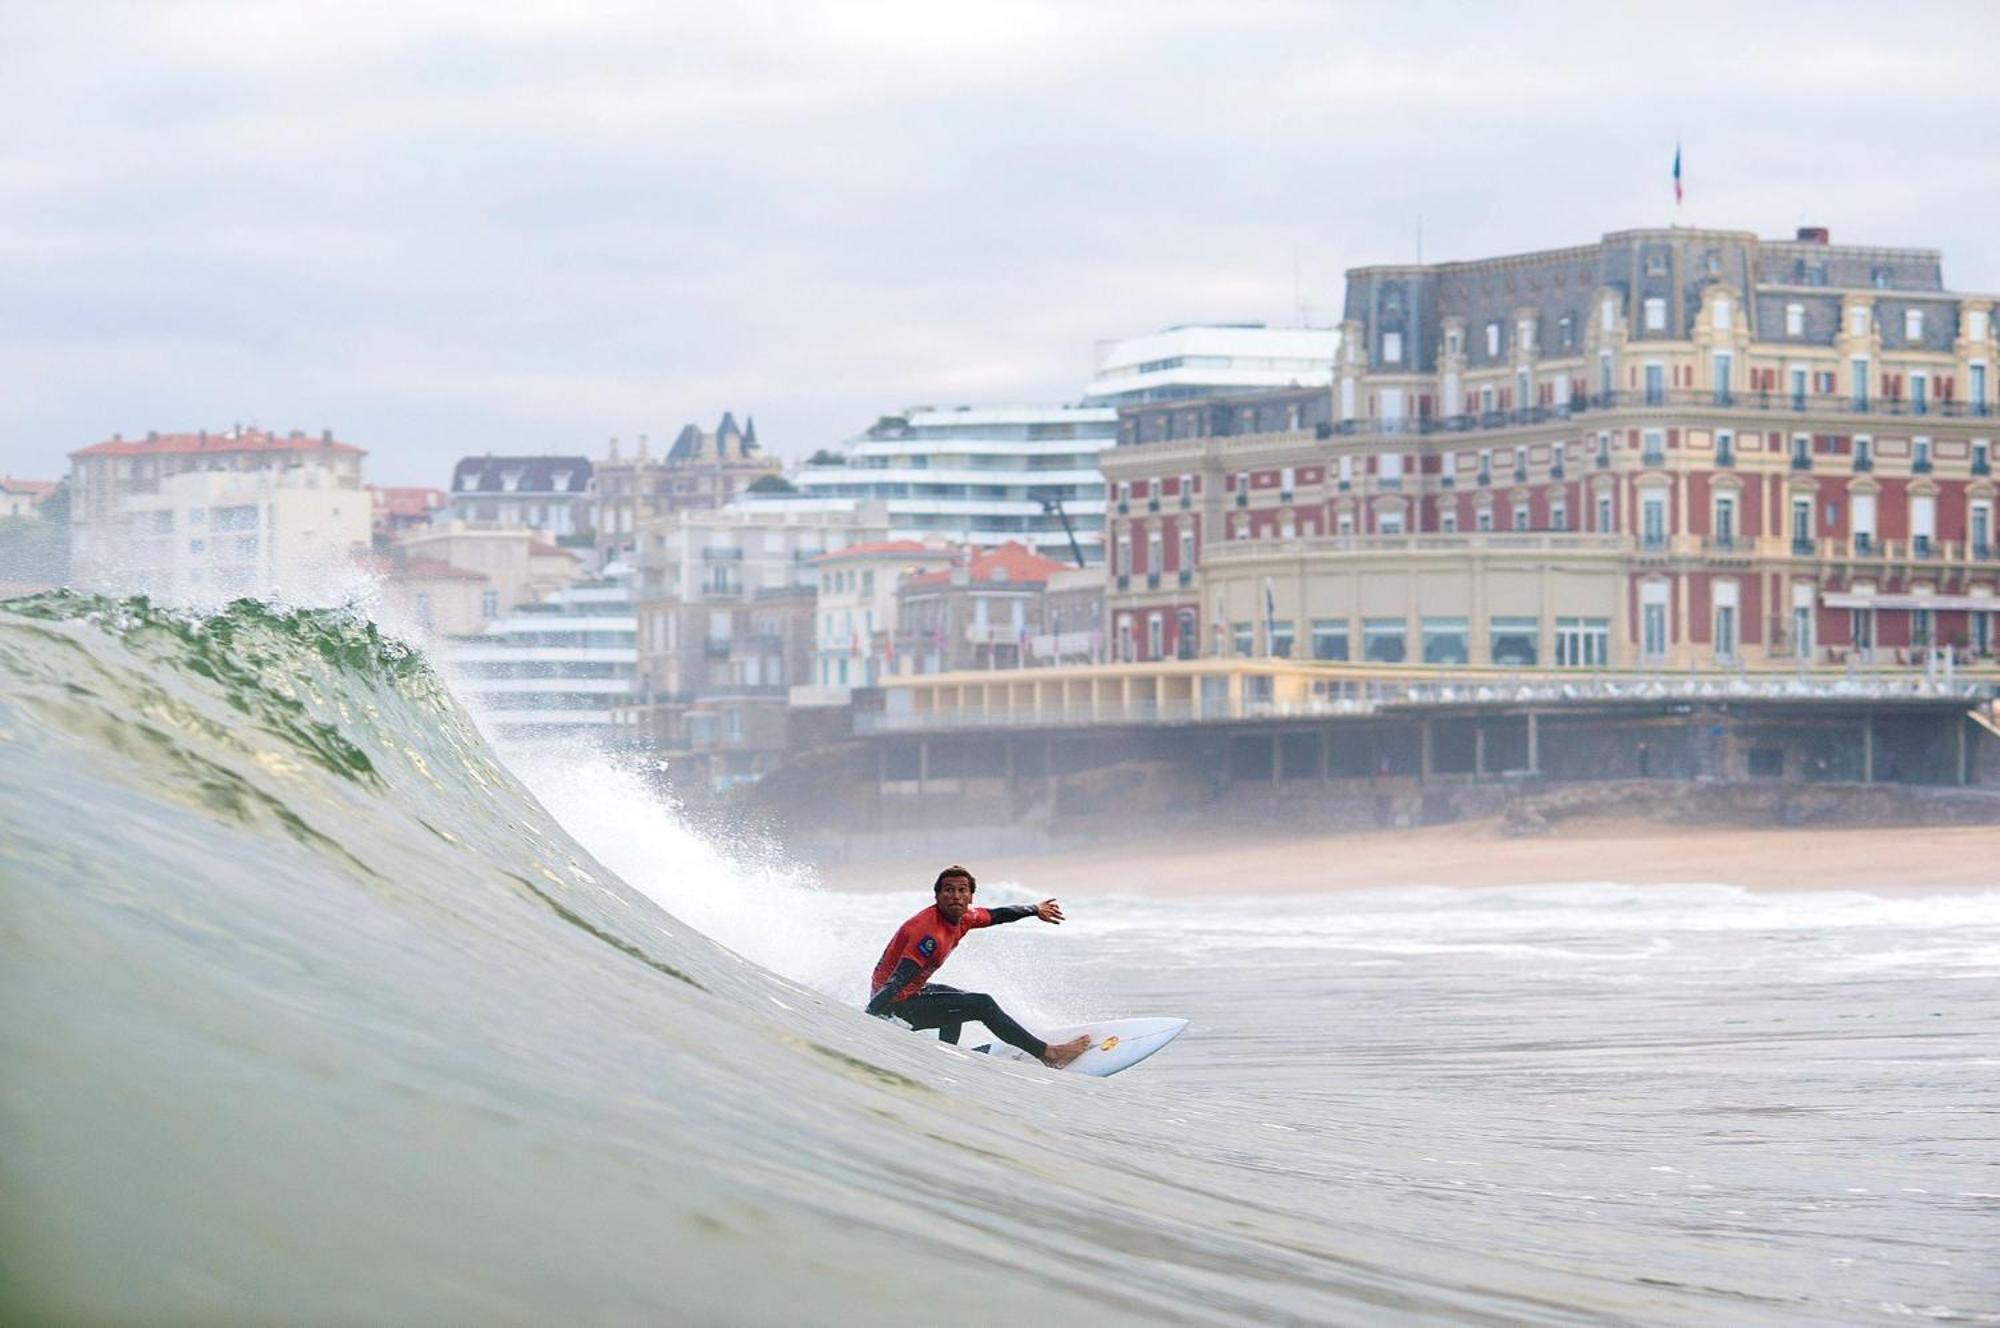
[21,221,2000,789]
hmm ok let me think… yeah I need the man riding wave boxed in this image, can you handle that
[865,865,1091,1069]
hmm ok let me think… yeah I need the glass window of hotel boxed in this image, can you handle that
[1642,429,1666,464]
[1336,511,1355,535]
[1489,617,1539,666]
[1421,618,1469,664]
[1905,308,1924,341]
[1641,583,1669,662]
[1480,384,1496,415]
[1972,310,1992,341]
[1977,608,1995,655]
[1791,583,1815,658]
[1179,472,1193,503]
[1280,466,1295,495]
[1441,509,1459,533]
[1791,497,1813,545]
[1146,532,1162,573]
[1382,331,1402,364]
[1555,617,1610,667]
[1786,303,1805,337]
[1232,623,1253,657]
[1553,440,1567,472]
[1269,619,1294,658]
[1280,515,1297,540]
[1852,492,1877,549]
[1713,493,1736,544]
[1641,492,1667,545]
[1311,620,1349,661]
[1518,318,1535,351]
[1232,516,1248,541]
[1476,507,1494,532]
[1601,297,1617,332]
[1362,618,1407,663]
[1378,509,1404,535]
[1596,493,1613,531]
[1712,296,1732,331]
[1236,470,1249,497]
[1486,322,1501,357]
[1179,529,1194,568]
[1550,497,1567,531]
[1558,315,1573,349]
[1116,533,1131,570]
[1510,503,1529,532]
[1597,350,1613,396]
[1849,306,1871,337]
[1913,436,1932,469]
[1643,298,1666,332]
[1338,455,1353,486]
[1974,501,1994,553]
[1147,614,1163,660]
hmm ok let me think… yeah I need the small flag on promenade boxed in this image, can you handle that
[1673,143,1683,208]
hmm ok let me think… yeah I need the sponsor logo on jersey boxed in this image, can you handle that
[917,936,937,958]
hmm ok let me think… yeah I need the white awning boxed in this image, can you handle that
[1822,592,1998,611]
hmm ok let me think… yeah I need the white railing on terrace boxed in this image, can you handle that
[855,669,1994,734]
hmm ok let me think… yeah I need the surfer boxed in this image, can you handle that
[866,866,1091,1069]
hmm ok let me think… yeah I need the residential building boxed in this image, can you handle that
[803,538,957,700]
[446,455,594,545]
[1,476,57,519]
[789,405,1114,563]
[368,485,447,543]
[622,500,891,767]
[1083,324,1339,407]
[593,414,781,567]
[1035,565,1108,665]
[67,428,366,593]
[1101,226,2000,669]
[894,542,1075,673]
[447,574,637,745]
[366,551,491,639]
[393,523,581,626]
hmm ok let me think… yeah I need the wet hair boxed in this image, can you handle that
[933,865,976,893]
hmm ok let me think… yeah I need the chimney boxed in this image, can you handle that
[321,428,334,446]
[112,432,123,442]
[197,430,208,448]
[637,433,649,461]
[147,430,158,442]
[608,436,620,461]
[1797,226,1830,245]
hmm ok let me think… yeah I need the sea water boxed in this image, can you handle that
[2,593,1995,1325]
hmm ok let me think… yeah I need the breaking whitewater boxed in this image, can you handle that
[2,594,1995,1326]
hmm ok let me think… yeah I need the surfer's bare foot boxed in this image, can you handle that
[1041,1035,1090,1069]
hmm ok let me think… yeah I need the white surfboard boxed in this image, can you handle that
[970,1017,1188,1077]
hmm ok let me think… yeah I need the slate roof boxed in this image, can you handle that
[450,455,594,495]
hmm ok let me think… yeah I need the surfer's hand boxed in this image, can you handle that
[1035,899,1064,924]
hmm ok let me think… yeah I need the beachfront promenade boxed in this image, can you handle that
[861,657,1999,733]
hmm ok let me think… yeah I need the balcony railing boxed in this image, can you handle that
[1913,457,1933,474]
[1641,450,1666,468]
[1476,469,1492,486]
[1715,448,1735,468]
[1792,536,1815,556]
[1854,452,1874,472]
[1974,456,1992,476]
[1146,571,1161,589]
[1853,534,1875,556]
[1791,451,1812,471]
[1178,569,1193,587]
[1295,389,2000,444]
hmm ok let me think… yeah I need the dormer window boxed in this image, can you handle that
[1486,322,1501,357]
[551,469,573,492]
[1905,309,1925,342]
[1643,298,1666,332]
[1849,306,1871,337]
[1382,331,1403,364]
[500,468,523,493]
[1786,303,1804,337]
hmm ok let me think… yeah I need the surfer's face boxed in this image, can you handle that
[935,877,974,922]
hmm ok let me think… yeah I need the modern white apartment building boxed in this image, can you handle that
[447,574,637,745]
[1083,324,1340,406]
[67,428,368,596]
[788,405,1115,563]
[116,462,370,602]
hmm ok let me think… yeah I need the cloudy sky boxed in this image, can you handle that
[4,1,1997,486]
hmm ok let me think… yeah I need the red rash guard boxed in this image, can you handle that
[870,904,998,1004]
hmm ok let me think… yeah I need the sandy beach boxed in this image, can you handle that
[815,818,2000,897]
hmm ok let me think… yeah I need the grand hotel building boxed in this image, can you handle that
[1100,226,1999,671]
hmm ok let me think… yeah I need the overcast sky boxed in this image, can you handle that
[4,1,1997,487]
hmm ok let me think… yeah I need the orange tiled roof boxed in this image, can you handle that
[900,541,1072,589]
[0,477,57,497]
[369,485,446,517]
[71,428,364,458]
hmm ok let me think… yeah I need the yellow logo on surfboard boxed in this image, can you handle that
[1098,1036,1120,1051]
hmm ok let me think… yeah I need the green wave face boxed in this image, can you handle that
[3,594,1395,1326]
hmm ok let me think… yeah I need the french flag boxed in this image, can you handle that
[1673,144,1683,207]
